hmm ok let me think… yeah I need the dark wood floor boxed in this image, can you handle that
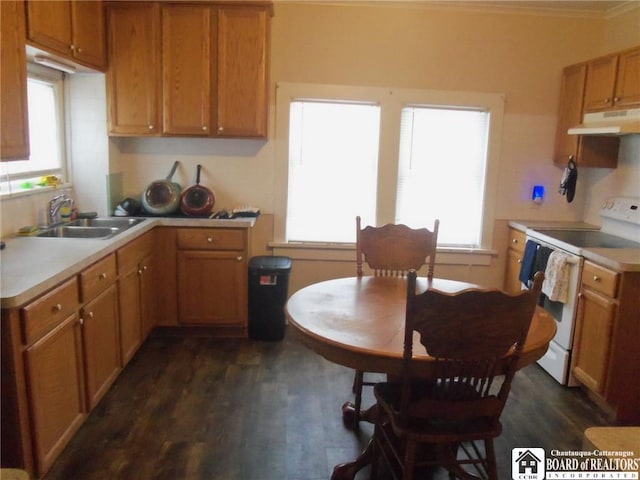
[44,327,614,480]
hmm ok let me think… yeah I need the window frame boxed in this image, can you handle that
[0,63,68,196]
[273,82,505,251]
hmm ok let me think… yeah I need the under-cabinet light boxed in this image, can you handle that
[33,55,77,74]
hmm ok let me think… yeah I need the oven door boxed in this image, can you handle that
[523,236,583,385]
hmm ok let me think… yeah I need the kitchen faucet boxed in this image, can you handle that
[48,192,75,226]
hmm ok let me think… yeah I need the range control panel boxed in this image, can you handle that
[600,197,640,225]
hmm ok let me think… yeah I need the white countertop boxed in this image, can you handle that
[508,220,640,272]
[0,217,256,309]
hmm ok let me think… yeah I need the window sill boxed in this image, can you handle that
[268,242,497,266]
[0,182,72,200]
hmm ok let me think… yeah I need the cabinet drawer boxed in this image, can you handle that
[80,254,117,302]
[117,231,154,273]
[22,277,80,345]
[177,228,246,251]
[582,262,619,298]
[508,228,526,254]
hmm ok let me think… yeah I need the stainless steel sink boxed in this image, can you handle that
[37,226,120,239]
[36,217,146,239]
[67,217,145,229]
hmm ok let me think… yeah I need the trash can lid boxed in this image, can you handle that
[249,256,292,272]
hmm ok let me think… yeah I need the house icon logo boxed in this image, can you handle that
[512,448,545,480]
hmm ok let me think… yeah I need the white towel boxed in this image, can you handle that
[542,250,570,303]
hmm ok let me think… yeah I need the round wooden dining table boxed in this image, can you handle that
[285,275,557,479]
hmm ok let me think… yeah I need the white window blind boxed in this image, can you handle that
[395,106,489,247]
[286,100,380,243]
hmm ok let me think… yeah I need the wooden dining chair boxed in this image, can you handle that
[371,271,544,480]
[351,216,439,427]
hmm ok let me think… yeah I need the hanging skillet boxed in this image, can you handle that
[559,156,578,203]
[141,161,182,215]
[180,164,215,216]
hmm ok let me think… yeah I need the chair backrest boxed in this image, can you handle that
[397,271,544,426]
[356,216,439,279]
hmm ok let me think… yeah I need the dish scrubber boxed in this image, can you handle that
[17,225,40,236]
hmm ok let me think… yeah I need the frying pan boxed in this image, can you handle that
[180,164,215,216]
[141,161,182,215]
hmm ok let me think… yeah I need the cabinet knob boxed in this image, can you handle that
[88,311,94,319]
[99,272,107,280]
[593,275,601,282]
[604,98,610,104]
[614,97,620,103]
[52,303,62,313]
[207,237,214,243]
[512,238,518,244]
[138,269,143,275]
[143,265,148,272]
[148,125,154,130]
[517,259,522,264]
[69,44,75,52]
[202,126,208,131]
[237,256,243,261]
[218,126,224,133]
[76,47,82,53]
[79,317,84,325]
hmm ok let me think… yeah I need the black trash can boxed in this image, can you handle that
[248,256,292,341]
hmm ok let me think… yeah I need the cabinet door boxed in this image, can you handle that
[572,288,617,394]
[81,284,121,409]
[1,0,30,160]
[504,248,524,294]
[162,5,212,135]
[584,54,618,112]
[106,3,160,136]
[118,267,142,366]
[553,63,586,165]
[140,252,157,339]
[26,0,73,58]
[177,250,247,325]
[614,46,640,110]
[24,313,85,475]
[71,0,106,70]
[216,5,269,138]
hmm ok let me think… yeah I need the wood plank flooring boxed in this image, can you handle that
[43,328,614,480]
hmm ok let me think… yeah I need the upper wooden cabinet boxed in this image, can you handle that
[161,4,213,136]
[216,5,269,138]
[106,2,160,136]
[584,46,640,112]
[553,62,619,168]
[106,1,271,139]
[26,0,106,71]
[1,0,30,161]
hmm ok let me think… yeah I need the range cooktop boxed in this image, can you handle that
[531,229,640,250]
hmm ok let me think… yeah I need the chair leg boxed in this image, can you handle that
[484,439,498,480]
[353,370,363,424]
[403,439,417,480]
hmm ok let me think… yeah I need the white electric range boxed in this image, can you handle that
[524,196,640,386]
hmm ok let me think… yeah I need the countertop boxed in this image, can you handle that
[508,220,640,272]
[0,217,256,309]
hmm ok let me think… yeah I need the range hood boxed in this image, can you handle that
[568,108,640,136]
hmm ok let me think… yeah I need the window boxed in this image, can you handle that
[287,100,380,243]
[1,64,66,193]
[274,83,504,251]
[396,106,489,246]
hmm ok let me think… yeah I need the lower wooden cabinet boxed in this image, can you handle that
[572,261,640,422]
[81,284,121,410]
[117,231,156,364]
[176,228,248,331]
[24,312,85,475]
[504,227,526,294]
